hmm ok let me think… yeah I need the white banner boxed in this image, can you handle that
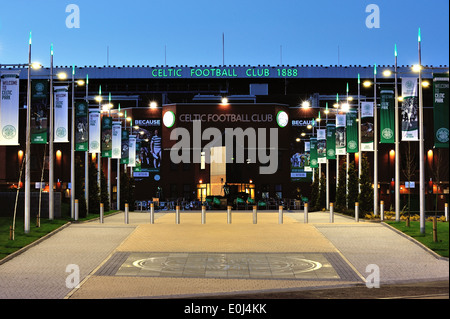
[335,114,346,155]
[128,135,137,167]
[360,102,374,151]
[0,71,20,145]
[88,110,101,153]
[111,121,122,159]
[53,86,69,143]
[401,77,419,141]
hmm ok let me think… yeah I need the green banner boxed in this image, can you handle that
[75,101,89,151]
[346,110,358,153]
[31,80,49,144]
[310,138,318,168]
[317,129,326,163]
[433,74,449,148]
[120,129,129,164]
[326,124,336,159]
[101,116,112,157]
[380,89,395,143]
[134,141,142,172]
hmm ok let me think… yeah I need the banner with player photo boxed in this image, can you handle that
[101,116,112,158]
[360,102,374,151]
[335,114,346,155]
[310,137,318,169]
[346,110,358,153]
[88,110,101,154]
[317,129,326,163]
[128,135,137,167]
[75,101,89,151]
[120,129,129,164]
[31,80,49,144]
[131,118,162,176]
[326,124,336,160]
[111,121,122,159]
[401,77,419,141]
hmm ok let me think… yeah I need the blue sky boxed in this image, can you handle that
[0,0,448,67]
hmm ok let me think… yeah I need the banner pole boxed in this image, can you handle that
[49,44,54,220]
[394,45,400,222]
[24,32,32,234]
[373,64,379,216]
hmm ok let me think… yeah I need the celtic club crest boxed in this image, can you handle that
[436,128,449,143]
[113,148,120,156]
[348,141,357,150]
[2,125,16,139]
[327,149,335,157]
[90,141,99,150]
[56,127,67,138]
[382,128,393,140]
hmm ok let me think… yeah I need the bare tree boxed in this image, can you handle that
[401,141,417,226]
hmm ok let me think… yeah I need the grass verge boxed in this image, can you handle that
[385,220,449,258]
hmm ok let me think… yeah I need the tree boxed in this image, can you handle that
[358,153,373,216]
[347,160,359,209]
[100,168,110,212]
[335,158,347,212]
[74,156,87,218]
[310,169,319,211]
[402,141,417,225]
[88,160,100,214]
[120,170,135,211]
[316,172,326,210]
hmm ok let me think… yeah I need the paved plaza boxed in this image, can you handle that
[0,210,448,299]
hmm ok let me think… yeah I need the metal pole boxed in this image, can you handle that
[380,200,384,221]
[304,202,308,223]
[330,202,334,223]
[124,203,129,224]
[227,205,232,224]
[100,203,104,223]
[252,205,257,224]
[201,205,206,224]
[74,199,79,221]
[49,44,54,220]
[445,203,448,222]
[373,64,379,216]
[150,202,154,224]
[176,205,180,224]
[71,65,75,219]
[355,202,359,222]
[394,46,400,222]
[358,74,362,193]
[418,29,425,234]
[278,205,283,224]
[24,32,31,234]
[117,159,120,210]
[85,74,89,215]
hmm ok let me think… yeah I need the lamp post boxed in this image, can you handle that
[49,44,54,220]
[373,64,379,216]
[418,28,425,234]
[25,32,32,233]
[394,45,400,222]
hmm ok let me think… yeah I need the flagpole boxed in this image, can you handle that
[418,28,425,233]
[373,64,379,216]
[71,65,75,219]
[358,73,362,193]
[85,74,89,215]
[346,83,349,208]
[49,44,54,220]
[25,31,32,233]
[394,44,400,222]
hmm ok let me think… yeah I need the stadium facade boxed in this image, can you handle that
[0,64,448,214]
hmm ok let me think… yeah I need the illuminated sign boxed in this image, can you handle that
[163,111,175,128]
[148,66,300,79]
[276,111,289,128]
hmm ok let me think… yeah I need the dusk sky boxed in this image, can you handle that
[0,0,448,68]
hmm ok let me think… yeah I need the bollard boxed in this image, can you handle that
[330,202,334,223]
[304,203,308,223]
[125,203,129,224]
[445,203,448,222]
[75,199,79,221]
[355,202,359,223]
[380,201,384,221]
[253,206,257,224]
[100,203,104,223]
[176,205,180,224]
[202,205,206,224]
[278,205,283,224]
[227,206,232,224]
[150,203,154,224]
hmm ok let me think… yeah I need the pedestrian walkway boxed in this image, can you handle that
[0,210,448,299]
